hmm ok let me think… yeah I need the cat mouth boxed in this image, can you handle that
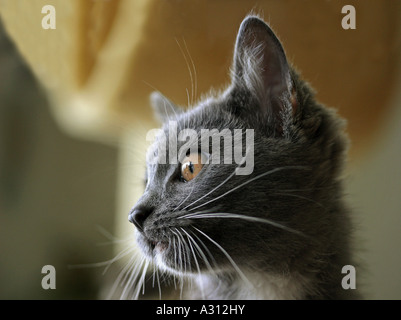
[149,239,169,253]
[136,232,170,259]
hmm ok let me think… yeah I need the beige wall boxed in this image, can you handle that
[346,71,401,299]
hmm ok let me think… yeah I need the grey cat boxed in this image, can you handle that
[128,15,358,299]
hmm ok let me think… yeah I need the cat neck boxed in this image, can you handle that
[187,270,310,300]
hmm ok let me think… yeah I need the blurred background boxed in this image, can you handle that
[0,0,400,299]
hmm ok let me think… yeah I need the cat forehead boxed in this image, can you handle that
[161,101,240,132]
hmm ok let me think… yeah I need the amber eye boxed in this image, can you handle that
[180,152,204,182]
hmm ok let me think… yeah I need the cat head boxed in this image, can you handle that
[129,16,348,278]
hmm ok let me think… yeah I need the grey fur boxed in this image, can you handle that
[130,16,358,299]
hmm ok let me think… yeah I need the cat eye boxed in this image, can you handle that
[180,152,206,182]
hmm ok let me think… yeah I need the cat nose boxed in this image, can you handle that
[128,206,153,232]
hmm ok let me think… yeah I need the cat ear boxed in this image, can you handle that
[232,16,296,134]
[150,91,183,123]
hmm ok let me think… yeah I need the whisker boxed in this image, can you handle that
[189,229,218,269]
[106,254,138,300]
[173,181,196,212]
[95,224,125,243]
[121,258,143,298]
[177,142,254,212]
[188,166,310,212]
[132,259,150,300]
[171,238,178,292]
[68,245,135,274]
[185,88,191,109]
[95,237,133,247]
[172,228,190,274]
[175,37,194,106]
[178,228,192,275]
[171,233,185,299]
[182,228,214,273]
[181,227,205,299]
[102,247,137,275]
[152,263,156,289]
[120,255,145,300]
[272,192,326,209]
[181,212,306,237]
[182,38,197,105]
[156,265,162,300]
[180,167,237,211]
[192,226,251,286]
[142,261,150,296]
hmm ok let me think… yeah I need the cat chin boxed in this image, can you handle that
[152,245,191,277]
[153,252,228,280]
[135,232,164,259]
[154,253,186,277]
[153,247,209,278]
[135,232,182,275]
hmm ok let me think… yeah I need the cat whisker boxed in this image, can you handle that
[152,262,156,289]
[172,236,177,275]
[120,254,146,299]
[174,234,185,300]
[181,227,205,299]
[170,236,179,292]
[171,231,185,299]
[180,167,238,212]
[189,229,219,270]
[106,253,138,300]
[188,166,310,212]
[182,37,198,106]
[177,136,251,212]
[185,88,191,109]
[68,245,136,275]
[95,237,133,247]
[173,181,196,212]
[192,226,252,287]
[155,264,162,300]
[120,257,141,299]
[94,224,129,244]
[171,228,184,275]
[181,212,306,237]
[151,262,164,300]
[175,37,195,106]
[172,227,192,275]
[268,186,332,192]
[183,228,215,275]
[132,259,150,300]
[103,246,137,275]
[272,192,326,210]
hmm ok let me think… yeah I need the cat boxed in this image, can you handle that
[127,15,358,300]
